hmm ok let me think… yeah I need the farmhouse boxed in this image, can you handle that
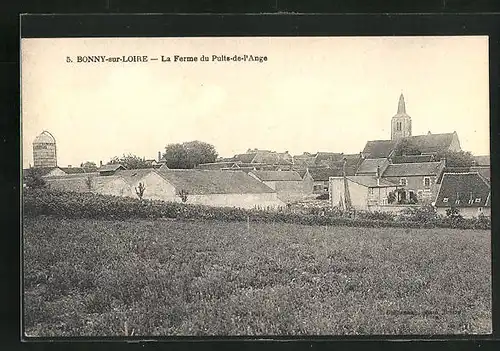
[381,160,446,204]
[305,168,343,195]
[329,175,399,211]
[434,172,490,218]
[249,170,311,202]
[45,168,285,210]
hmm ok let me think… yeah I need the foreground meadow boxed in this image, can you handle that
[23,216,491,336]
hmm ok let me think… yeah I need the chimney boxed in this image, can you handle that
[68,165,72,168]
[100,160,103,167]
[428,131,432,135]
[158,151,161,162]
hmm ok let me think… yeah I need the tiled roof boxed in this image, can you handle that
[114,169,157,185]
[234,153,256,163]
[60,167,86,174]
[390,155,435,163]
[473,155,490,166]
[346,176,398,188]
[471,166,490,182]
[383,161,444,177]
[157,169,275,195]
[249,170,303,182]
[23,167,59,177]
[356,158,389,175]
[98,164,126,172]
[308,168,344,181]
[434,172,490,208]
[315,152,344,164]
[198,162,237,170]
[362,140,398,158]
[405,133,456,154]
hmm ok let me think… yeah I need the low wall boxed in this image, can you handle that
[367,204,423,213]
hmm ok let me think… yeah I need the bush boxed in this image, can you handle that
[22,189,490,230]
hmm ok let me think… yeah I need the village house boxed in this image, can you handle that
[434,172,491,218]
[329,175,399,211]
[381,160,446,204]
[303,168,343,195]
[249,170,312,203]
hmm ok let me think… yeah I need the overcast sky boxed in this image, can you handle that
[21,36,489,168]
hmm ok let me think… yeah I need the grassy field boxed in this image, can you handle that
[23,216,491,336]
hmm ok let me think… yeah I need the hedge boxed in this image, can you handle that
[23,189,491,230]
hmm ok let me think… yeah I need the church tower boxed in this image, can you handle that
[391,93,412,140]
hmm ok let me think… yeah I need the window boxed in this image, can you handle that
[368,188,374,195]
[396,122,402,131]
[443,197,449,203]
[475,198,481,203]
[399,178,407,186]
[455,199,460,205]
[424,177,431,187]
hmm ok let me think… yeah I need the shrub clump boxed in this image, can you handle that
[23,189,490,230]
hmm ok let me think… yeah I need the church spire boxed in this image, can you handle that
[397,93,406,114]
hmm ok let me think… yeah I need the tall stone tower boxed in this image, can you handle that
[33,131,57,168]
[391,94,412,140]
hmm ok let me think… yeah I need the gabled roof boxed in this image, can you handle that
[114,169,157,185]
[382,161,444,177]
[473,155,490,166]
[362,140,398,159]
[98,164,126,172]
[23,167,60,177]
[356,158,389,175]
[249,170,303,182]
[60,167,86,174]
[198,162,238,170]
[157,169,275,195]
[434,172,490,208]
[314,152,344,164]
[471,166,490,182]
[234,153,256,163]
[308,168,344,181]
[345,175,398,188]
[405,133,457,154]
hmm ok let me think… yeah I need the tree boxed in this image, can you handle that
[108,154,151,169]
[81,161,98,173]
[393,139,421,156]
[85,174,94,191]
[434,150,475,168]
[178,189,189,203]
[135,182,146,200]
[163,141,218,169]
[24,168,47,189]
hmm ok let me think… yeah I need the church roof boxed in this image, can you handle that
[392,93,410,118]
[405,132,457,154]
[473,155,490,166]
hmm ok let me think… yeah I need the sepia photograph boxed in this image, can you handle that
[21,36,491,337]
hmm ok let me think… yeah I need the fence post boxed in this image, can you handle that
[247,215,250,232]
